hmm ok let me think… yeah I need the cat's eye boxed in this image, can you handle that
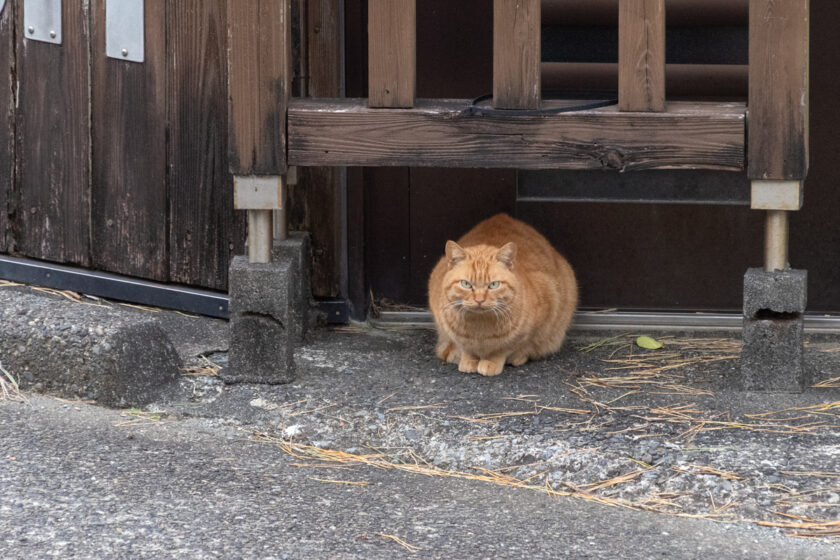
[488,281,501,289]
[460,280,473,289]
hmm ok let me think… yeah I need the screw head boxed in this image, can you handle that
[49,30,56,39]
[121,49,128,57]
[27,26,34,35]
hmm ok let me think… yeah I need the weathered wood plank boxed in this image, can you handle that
[748,0,809,180]
[91,0,168,281]
[15,0,91,265]
[227,0,291,175]
[493,0,541,109]
[368,0,416,108]
[0,1,13,253]
[291,0,344,297]
[288,99,746,171]
[619,0,666,112]
[170,0,245,290]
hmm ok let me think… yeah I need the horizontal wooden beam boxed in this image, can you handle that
[287,98,745,171]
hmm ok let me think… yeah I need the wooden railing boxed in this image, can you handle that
[227,0,809,269]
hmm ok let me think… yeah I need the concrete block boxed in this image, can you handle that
[226,254,303,384]
[272,232,312,337]
[225,313,295,384]
[0,289,181,407]
[741,316,805,392]
[229,256,295,328]
[743,268,807,317]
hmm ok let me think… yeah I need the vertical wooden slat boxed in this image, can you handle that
[618,0,666,112]
[493,0,541,110]
[227,0,291,175]
[291,0,344,297]
[368,0,416,108]
[15,0,91,265]
[91,0,168,281]
[0,1,13,253]
[748,0,809,180]
[169,0,245,289]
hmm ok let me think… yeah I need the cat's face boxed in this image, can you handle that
[441,241,518,314]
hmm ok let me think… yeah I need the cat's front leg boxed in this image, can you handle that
[458,352,480,373]
[477,355,506,377]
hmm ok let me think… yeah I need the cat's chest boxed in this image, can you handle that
[445,312,517,340]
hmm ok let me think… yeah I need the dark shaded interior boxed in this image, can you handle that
[348,1,840,315]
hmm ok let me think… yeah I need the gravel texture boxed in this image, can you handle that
[159,325,840,543]
[3,283,840,547]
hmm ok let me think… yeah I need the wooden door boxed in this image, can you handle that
[355,0,840,314]
[2,0,245,291]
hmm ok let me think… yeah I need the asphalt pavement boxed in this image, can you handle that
[1,395,837,559]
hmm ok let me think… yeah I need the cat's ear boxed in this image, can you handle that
[445,241,467,266]
[496,242,517,269]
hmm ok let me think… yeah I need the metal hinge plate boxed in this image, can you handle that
[23,0,62,45]
[106,0,144,63]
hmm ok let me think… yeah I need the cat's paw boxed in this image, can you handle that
[458,356,479,373]
[436,341,460,364]
[477,359,504,377]
[509,352,529,367]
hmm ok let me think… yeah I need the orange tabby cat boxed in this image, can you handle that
[428,214,578,376]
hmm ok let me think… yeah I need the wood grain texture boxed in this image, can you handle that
[170,0,245,290]
[748,0,809,180]
[227,0,291,175]
[91,0,168,281]
[493,0,541,109]
[15,0,91,265]
[368,0,416,107]
[288,99,746,171]
[291,0,344,297]
[364,167,411,305]
[619,0,666,112]
[0,1,13,253]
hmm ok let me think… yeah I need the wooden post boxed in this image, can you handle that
[227,0,292,263]
[764,210,789,272]
[368,0,416,108]
[493,0,541,110]
[748,0,809,181]
[748,1,809,272]
[619,0,666,112]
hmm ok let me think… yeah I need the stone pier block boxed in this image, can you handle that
[224,256,299,384]
[272,232,312,338]
[741,316,805,392]
[743,268,807,317]
[741,268,808,392]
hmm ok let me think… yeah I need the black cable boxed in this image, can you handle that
[462,93,618,117]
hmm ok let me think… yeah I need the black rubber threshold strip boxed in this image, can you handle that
[0,255,229,319]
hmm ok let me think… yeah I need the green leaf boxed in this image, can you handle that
[636,335,664,350]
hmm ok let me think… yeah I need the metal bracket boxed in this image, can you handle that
[23,0,62,45]
[106,0,144,63]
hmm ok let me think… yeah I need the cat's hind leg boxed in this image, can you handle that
[435,335,460,364]
[508,349,529,367]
